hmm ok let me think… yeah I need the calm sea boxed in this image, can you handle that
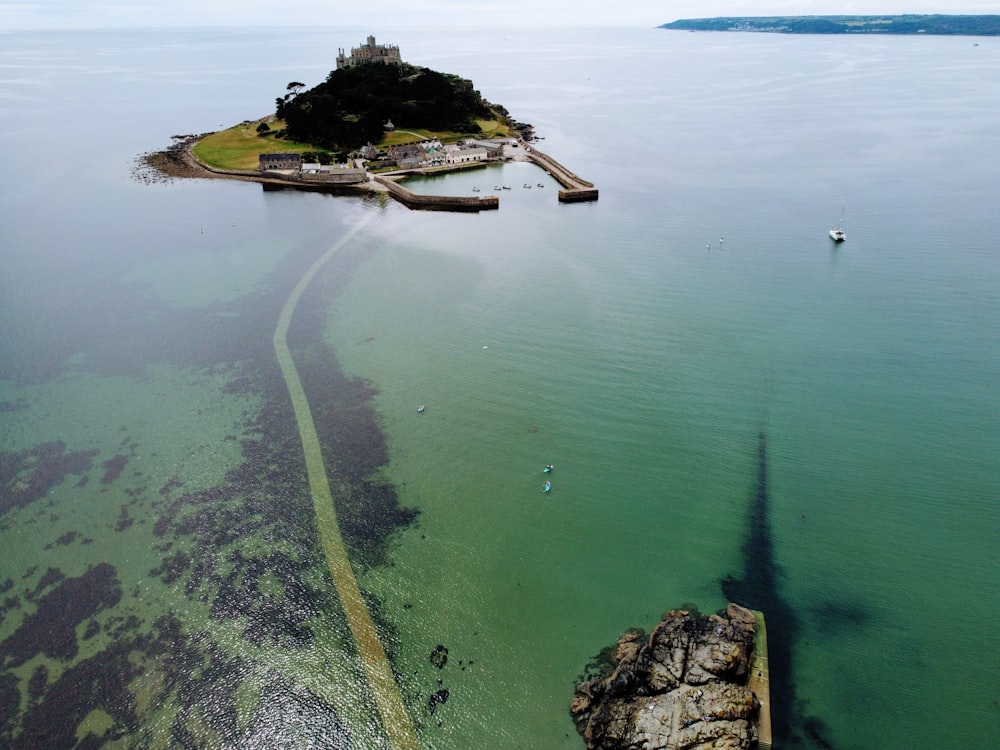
[1,25,998,749]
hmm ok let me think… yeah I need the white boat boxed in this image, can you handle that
[829,208,846,242]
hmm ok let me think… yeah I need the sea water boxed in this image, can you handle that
[1,26,998,749]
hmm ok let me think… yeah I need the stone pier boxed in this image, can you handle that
[525,146,599,202]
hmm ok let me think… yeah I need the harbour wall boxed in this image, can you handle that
[525,147,599,203]
[374,174,499,211]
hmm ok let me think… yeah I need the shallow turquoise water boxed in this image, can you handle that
[1,26,998,749]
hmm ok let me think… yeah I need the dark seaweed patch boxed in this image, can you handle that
[210,550,320,648]
[0,441,98,516]
[106,614,141,640]
[150,549,191,585]
[115,504,134,531]
[0,673,19,745]
[13,635,141,749]
[47,530,79,549]
[1,563,121,667]
[27,665,47,704]
[159,475,184,496]
[29,567,65,599]
[100,453,129,484]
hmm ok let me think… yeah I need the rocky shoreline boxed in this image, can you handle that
[571,603,765,750]
[134,134,218,183]
[134,134,382,191]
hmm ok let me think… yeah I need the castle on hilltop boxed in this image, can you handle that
[336,36,402,70]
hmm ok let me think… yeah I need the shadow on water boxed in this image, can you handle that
[721,431,836,749]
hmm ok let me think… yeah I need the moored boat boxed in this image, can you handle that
[830,208,846,242]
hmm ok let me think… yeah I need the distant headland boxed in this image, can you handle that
[660,15,1000,36]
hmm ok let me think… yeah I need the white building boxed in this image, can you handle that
[445,145,489,165]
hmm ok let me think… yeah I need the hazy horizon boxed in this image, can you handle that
[3,1,998,31]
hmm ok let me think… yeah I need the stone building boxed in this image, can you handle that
[336,36,402,70]
[259,152,302,172]
[444,144,489,165]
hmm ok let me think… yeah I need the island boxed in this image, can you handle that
[660,15,1000,36]
[571,603,771,750]
[139,35,597,210]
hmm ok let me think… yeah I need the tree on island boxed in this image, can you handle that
[275,63,508,151]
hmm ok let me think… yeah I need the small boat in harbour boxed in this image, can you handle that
[543,480,552,493]
[416,404,426,413]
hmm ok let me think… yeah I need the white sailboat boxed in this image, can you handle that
[829,209,846,243]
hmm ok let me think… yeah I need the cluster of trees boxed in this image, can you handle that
[274,63,509,151]
[660,15,1000,35]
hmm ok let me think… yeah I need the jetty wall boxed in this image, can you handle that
[374,175,499,212]
[749,610,773,750]
[525,147,598,203]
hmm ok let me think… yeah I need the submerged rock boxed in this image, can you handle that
[571,604,762,750]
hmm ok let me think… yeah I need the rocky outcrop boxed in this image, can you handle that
[571,604,762,750]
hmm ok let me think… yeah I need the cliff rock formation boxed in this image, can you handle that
[571,604,761,750]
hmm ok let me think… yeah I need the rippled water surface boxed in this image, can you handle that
[1,26,999,749]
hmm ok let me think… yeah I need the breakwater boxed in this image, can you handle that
[374,174,499,211]
[526,147,599,203]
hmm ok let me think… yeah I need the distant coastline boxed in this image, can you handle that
[660,15,1000,36]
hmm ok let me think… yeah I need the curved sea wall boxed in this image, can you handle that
[526,148,598,203]
[374,174,499,211]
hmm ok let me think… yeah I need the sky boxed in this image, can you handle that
[1,0,997,30]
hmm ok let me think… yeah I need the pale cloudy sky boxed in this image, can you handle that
[2,0,996,29]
